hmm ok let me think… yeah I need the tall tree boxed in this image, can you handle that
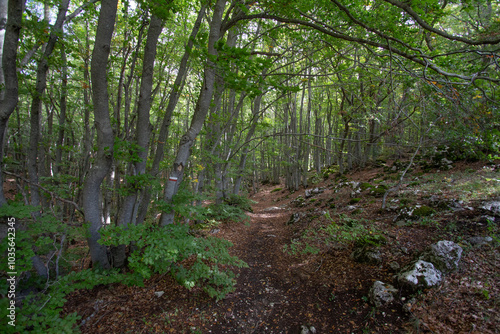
[82,0,118,269]
[27,0,70,210]
[159,0,226,226]
[0,0,24,207]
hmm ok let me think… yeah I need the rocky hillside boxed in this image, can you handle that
[64,158,500,333]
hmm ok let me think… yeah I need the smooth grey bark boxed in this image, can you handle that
[196,28,239,203]
[0,0,24,207]
[0,0,6,100]
[27,0,69,209]
[113,14,163,268]
[83,0,118,269]
[54,41,67,175]
[77,18,92,206]
[159,0,226,226]
[233,93,263,195]
[117,14,163,227]
[135,3,206,226]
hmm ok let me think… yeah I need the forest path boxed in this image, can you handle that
[207,190,338,333]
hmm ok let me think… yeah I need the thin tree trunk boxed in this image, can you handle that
[54,41,67,175]
[113,14,163,268]
[0,0,7,101]
[27,0,69,210]
[136,3,206,226]
[82,0,118,269]
[160,0,226,226]
[233,93,263,195]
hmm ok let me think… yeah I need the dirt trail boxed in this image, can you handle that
[67,184,406,334]
[208,205,291,333]
[205,190,402,334]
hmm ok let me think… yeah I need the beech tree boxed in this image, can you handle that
[82,0,118,269]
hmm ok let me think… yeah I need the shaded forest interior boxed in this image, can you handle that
[0,0,499,332]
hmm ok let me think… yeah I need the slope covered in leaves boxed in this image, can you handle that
[64,158,499,333]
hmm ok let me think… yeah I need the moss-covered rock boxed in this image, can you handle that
[322,165,339,179]
[413,205,435,217]
[270,187,282,193]
[359,182,372,191]
[349,198,361,204]
[292,195,306,207]
[370,184,388,197]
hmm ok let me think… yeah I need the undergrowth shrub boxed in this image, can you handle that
[223,193,254,212]
[0,269,140,334]
[283,212,385,255]
[0,202,139,334]
[99,223,248,300]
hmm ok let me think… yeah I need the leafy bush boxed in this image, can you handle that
[283,212,385,256]
[322,214,384,247]
[0,269,140,334]
[223,193,254,212]
[205,202,250,223]
[99,223,247,300]
[0,202,139,333]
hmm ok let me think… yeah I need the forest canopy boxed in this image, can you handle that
[0,0,498,332]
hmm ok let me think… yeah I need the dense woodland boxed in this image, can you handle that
[0,0,499,332]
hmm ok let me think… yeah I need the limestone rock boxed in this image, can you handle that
[292,196,306,207]
[305,187,324,198]
[397,260,442,290]
[482,201,500,216]
[369,281,398,307]
[467,236,493,246]
[287,212,305,225]
[420,240,462,273]
[154,291,165,298]
[351,246,382,265]
[300,325,317,334]
[388,261,401,271]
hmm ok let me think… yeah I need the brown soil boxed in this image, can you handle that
[64,160,500,334]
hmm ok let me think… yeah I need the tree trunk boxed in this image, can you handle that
[113,14,163,268]
[0,0,24,207]
[233,93,263,195]
[54,41,67,175]
[82,0,118,269]
[27,0,69,210]
[0,0,7,100]
[160,0,226,226]
[135,3,206,226]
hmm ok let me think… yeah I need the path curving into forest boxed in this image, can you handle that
[205,188,404,334]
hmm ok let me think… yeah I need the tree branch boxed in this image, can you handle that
[223,13,499,83]
[3,171,83,215]
[382,0,500,45]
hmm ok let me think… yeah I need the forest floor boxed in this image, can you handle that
[64,159,500,334]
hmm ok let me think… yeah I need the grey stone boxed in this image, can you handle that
[397,260,442,290]
[482,201,500,215]
[389,261,401,271]
[479,215,495,224]
[263,206,281,212]
[351,247,382,264]
[346,205,357,211]
[287,212,305,225]
[421,240,462,273]
[402,297,417,313]
[154,291,165,297]
[300,325,317,334]
[369,281,398,307]
[305,187,324,198]
[467,236,493,246]
[292,196,306,207]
